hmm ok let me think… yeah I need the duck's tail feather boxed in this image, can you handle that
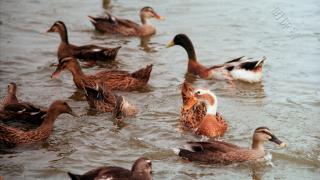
[239,57,266,71]
[113,95,138,119]
[225,56,245,64]
[67,172,81,180]
[103,46,121,58]
[131,64,153,83]
[255,56,267,68]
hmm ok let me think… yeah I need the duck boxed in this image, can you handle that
[0,83,47,124]
[0,100,77,146]
[167,34,266,83]
[51,57,153,92]
[47,21,121,61]
[88,6,164,37]
[181,84,227,137]
[84,83,138,119]
[173,127,287,164]
[68,157,152,180]
[0,82,18,110]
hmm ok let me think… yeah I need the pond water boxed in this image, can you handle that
[0,0,319,179]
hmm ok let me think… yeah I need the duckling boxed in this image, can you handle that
[173,127,287,164]
[0,83,47,124]
[167,34,266,83]
[84,83,138,118]
[182,87,227,137]
[0,82,18,110]
[68,157,152,180]
[47,21,121,61]
[51,57,153,92]
[0,100,77,146]
[88,6,164,37]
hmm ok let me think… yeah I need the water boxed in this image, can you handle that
[0,0,319,179]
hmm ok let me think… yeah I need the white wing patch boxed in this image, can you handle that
[92,48,103,52]
[230,69,262,83]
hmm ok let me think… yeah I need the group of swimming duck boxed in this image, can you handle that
[0,5,287,180]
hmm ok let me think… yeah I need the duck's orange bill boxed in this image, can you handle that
[182,97,198,111]
[155,13,165,20]
[51,68,61,79]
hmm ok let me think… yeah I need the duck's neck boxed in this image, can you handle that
[140,14,150,25]
[58,27,69,44]
[68,62,86,87]
[205,101,217,116]
[181,38,197,61]
[4,92,18,105]
[40,108,60,128]
[252,141,265,151]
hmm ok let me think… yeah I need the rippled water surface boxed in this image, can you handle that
[1,0,320,179]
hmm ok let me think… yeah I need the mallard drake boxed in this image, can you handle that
[68,157,152,180]
[88,6,164,37]
[167,34,266,83]
[51,57,153,92]
[84,84,138,119]
[0,83,47,124]
[47,21,121,61]
[181,83,227,137]
[0,82,18,110]
[0,100,77,146]
[173,127,287,164]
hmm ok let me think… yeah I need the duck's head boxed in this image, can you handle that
[183,88,218,115]
[51,57,78,78]
[49,100,78,117]
[253,127,287,149]
[140,6,164,21]
[131,157,152,174]
[47,21,66,33]
[167,34,196,60]
[7,82,17,95]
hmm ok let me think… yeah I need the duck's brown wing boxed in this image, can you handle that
[68,166,131,180]
[2,102,47,125]
[71,44,121,61]
[89,14,140,36]
[92,65,152,91]
[185,141,240,153]
[83,85,116,113]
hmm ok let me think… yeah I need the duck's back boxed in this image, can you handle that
[68,166,131,180]
[178,141,264,164]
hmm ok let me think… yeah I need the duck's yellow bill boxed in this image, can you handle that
[166,40,175,48]
[279,142,287,148]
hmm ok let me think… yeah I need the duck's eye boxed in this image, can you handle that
[196,91,201,95]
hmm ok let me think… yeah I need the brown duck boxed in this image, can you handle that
[88,6,164,37]
[84,84,138,118]
[51,57,153,91]
[47,21,121,61]
[173,127,287,164]
[0,100,77,146]
[68,157,152,180]
[167,34,266,83]
[0,83,47,124]
[0,82,18,110]
[180,82,227,137]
